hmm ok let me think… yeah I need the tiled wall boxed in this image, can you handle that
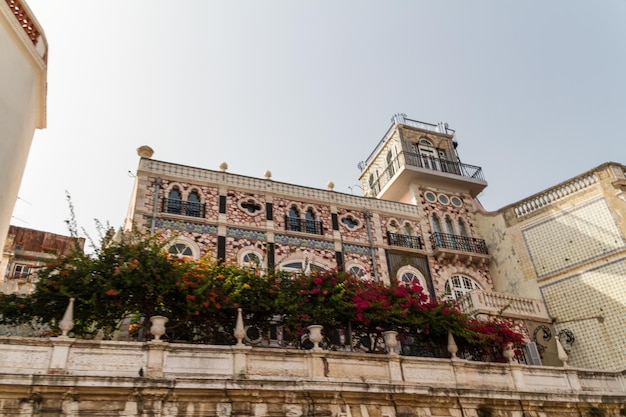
[540,257,626,370]
[522,198,624,279]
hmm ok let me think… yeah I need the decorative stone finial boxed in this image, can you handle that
[137,146,154,158]
[556,335,569,367]
[264,170,272,180]
[59,298,75,337]
[327,181,334,191]
[234,308,245,346]
[447,331,459,360]
[219,162,228,172]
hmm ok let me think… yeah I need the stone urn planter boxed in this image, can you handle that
[150,315,169,341]
[307,325,324,350]
[382,330,399,354]
[502,343,515,363]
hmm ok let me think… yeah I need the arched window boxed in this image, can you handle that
[347,265,367,280]
[288,206,300,232]
[432,215,443,248]
[169,242,193,258]
[445,216,455,235]
[397,266,427,295]
[403,223,413,236]
[167,188,182,214]
[305,208,317,234]
[432,215,442,234]
[167,238,199,260]
[280,261,325,274]
[445,275,481,300]
[445,216,458,249]
[458,219,468,237]
[243,252,260,265]
[457,219,470,251]
[417,139,436,170]
[187,190,201,217]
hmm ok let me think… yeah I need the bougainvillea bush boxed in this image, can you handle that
[0,232,525,360]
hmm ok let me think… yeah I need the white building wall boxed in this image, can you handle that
[0,1,47,254]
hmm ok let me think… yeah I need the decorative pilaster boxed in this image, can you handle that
[146,341,168,378]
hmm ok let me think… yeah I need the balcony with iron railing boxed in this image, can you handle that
[161,198,206,218]
[387,232,423,250]
[366,151,486,199]
[430,232,489,264]
[458,290,552,323]
[284,216,324,235]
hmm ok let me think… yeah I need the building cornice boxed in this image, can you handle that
[1,0,47,128]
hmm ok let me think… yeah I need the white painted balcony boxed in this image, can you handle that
[458,290,552,323]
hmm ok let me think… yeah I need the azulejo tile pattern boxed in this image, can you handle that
[274,234,335,250]
[226,228,266,241]
[343,243,371,255]
[540,257,626,370]
[153,217,218,235]
[522,198,624,278]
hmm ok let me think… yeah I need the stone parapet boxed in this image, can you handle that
[139,159,422,217]
[0,336,625,416]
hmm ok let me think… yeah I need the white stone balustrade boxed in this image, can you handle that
[0,335,623,394]
[458,290,552,322]
[512,173,598,218]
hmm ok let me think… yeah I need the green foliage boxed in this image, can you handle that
[0,231,185,337]
[276,269,359,332]
[0,231,525,354]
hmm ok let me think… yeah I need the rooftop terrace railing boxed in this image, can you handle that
[368,152,484,196]
[362,115,456,168]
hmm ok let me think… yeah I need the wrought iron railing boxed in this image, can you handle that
[404,152,484,180]
[387,232,423,250]
[284,216,324,235]
[167,321,528,364]
[362,115,456,167]
[430,232,488,255]
[367,151,484,196]
[161,198,206,218]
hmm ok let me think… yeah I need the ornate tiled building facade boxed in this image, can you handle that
[127,118,494,298]
[127,116,554,366]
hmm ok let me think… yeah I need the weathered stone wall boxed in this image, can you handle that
[0,336,624,417]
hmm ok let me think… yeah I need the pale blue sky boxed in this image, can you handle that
[13,1,626,244]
